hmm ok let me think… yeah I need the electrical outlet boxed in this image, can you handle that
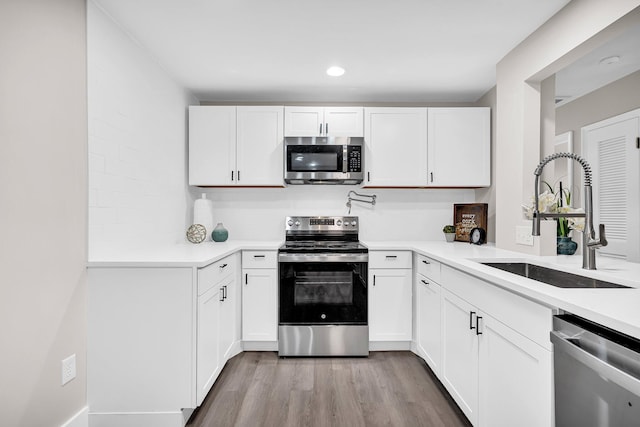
[516,226,534,246]
[61,354,76,386]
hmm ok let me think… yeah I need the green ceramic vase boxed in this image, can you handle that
[557,236,577,255]
[212,223,229,242]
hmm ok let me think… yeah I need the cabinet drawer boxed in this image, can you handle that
[242,251,277,269]
[416,254,441,282]
[198,255,236,295]
[369,251,412,269]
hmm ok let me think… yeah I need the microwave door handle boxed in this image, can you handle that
[343,145,348,172]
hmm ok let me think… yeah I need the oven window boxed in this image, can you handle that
[294,271,353,305]
[279,262,367,324]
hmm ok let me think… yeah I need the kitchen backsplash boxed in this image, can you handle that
[188,186,475,242]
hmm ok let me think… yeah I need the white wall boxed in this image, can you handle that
[88,1,198,254]
[187,186,475,242]
[494,1,640,254]
[0,0,88,425]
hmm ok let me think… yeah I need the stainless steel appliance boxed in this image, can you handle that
[551,313,640,427]
[284,136,364,184]
[278,216,368,356]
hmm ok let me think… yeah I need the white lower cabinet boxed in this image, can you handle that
[415,270,442,374]
[478,312,553,427]
[242,251,278,346]
[369,251,413,345]
[439,265,554,427]
[88,254,240,427]
[441,288,480,424]
[196,284,221,405]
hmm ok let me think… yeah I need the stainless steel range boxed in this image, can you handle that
[278,216,369,356]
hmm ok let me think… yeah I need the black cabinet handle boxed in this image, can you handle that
[219,263,228,270]
[421,279,429,286]
[220,287,225,301]
[373,275,376,286]
[422,259,430,265]
[319,123,323,135]
[253,255,265,258]
[245,273,248,285]
[231,171,234,181]
[367,172,370,182]
[237,170,240,181]
[385,255,397,259]
[325,123,328,134]
[469,311,476,330]
[476,316,483,335]
[430,172,433,182]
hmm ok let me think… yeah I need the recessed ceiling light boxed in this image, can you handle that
[599,55,621,66]
[326,66,345,77]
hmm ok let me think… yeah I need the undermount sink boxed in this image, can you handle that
[481,262,630,289]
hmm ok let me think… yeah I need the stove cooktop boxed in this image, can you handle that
[279,240,368,253]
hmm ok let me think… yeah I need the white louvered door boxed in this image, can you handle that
[582,110,640,262]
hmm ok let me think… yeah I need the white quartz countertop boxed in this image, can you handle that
[89,239,640,340]
[366,240,640,340]
[87,240,283,268]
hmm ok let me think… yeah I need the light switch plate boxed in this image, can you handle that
[516,226,534,246]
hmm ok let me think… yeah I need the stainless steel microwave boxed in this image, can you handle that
[284,136,364,185]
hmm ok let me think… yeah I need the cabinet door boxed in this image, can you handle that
[284,106,324,136]
[427,107,490,187]
[242,268,277,341]
[478,313,553,427]
[324,107,363,136]
[196,285,221,405]
[416,275,441,375]
[188,106,236,186]
[440,288,479,426]
[218,275,236,363]
[369,269,412,341]
[236,106,284,186]
[363,107,428,186]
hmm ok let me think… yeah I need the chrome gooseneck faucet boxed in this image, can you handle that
[532,152,607,270]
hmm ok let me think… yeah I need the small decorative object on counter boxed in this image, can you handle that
[211,222,228,242]
[557,236,578,255]
[443,225,456,242]
[469,227,487,245]
[186,224,207,244]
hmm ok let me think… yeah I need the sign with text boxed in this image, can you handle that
[453,203,488,242]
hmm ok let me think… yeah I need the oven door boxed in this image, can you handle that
[279,255,367,325]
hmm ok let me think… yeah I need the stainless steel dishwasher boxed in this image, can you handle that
[551,314,640,427]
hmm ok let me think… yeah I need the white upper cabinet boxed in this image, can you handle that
[427,107,490,187]
[188,105,284,186]
[236,106,284,186]
[284,106,363,137]
[189,106,236,186]
[363,107,428,186]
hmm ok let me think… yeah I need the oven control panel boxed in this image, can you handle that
[286,216,359,232]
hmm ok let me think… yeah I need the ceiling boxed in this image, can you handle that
[555,20,640,106]
[93,0,571,103]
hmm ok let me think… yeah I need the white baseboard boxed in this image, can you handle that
[369,341,412,351]
[89,411,189,427]
[61,406,88,427]
[242,341,278,351]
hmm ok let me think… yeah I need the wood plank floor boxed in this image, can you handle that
[187,351,471,427]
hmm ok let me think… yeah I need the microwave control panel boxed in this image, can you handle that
[346,146,362,172]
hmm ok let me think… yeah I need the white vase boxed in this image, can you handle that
[444,233,456,242]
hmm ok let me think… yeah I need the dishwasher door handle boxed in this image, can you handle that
[550,330,640,396]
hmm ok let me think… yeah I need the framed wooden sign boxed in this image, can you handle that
[453,203,488,242]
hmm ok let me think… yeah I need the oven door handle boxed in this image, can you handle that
[278,253,368,263]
